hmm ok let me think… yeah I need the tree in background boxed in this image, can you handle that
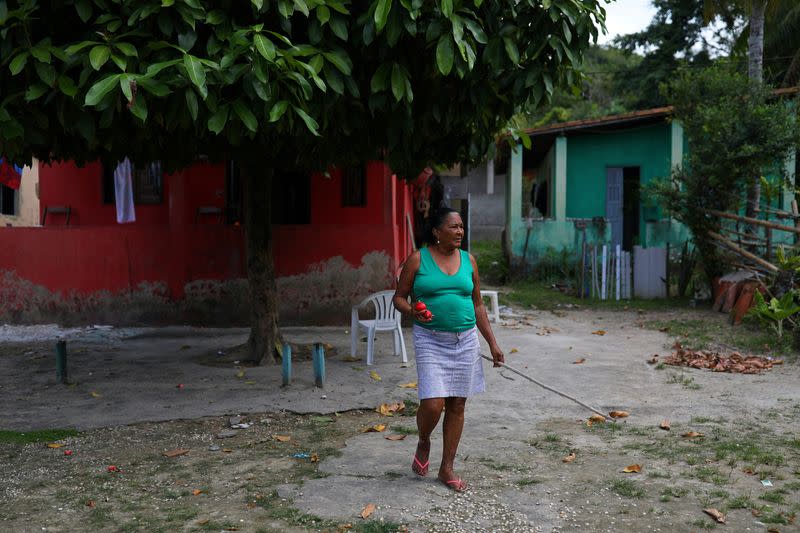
[650,66,799,282]
[0,0,604,364]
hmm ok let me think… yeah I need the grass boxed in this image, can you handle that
[390,426,418,436]
[0,428,81,444]
[690,518,717,529]
[760,491,786,504]
[609,479,646,499]
[516,477,543,487]
[666,372,701,390]
[644,317,796,358]
[726,495,753,509]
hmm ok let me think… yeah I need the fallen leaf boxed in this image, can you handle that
[767,528,780,533]
[47,443,65,449]
[274,435,291,442]
[572,358,586,365]
[622,464,642,473]
[588,414,607,424]
[742,467,755,475]
[363,424,387,433]
[384,434,407,441]
[310,453,319,462]
[192,489,204,496]
[376,401,405,416]
[703,508,726,524]
[398,382,418,389]
[338,524,353,532]
[244,380,256,385]
[647,355,659,364]
[197,519,210,525]
[162,448,190,458]
[681,431,704,438]
[236,369,245,378]
[509,348,519,354]
[360,503,376,519]
[591,330,606,336]
[223,448,233,453]
[609,411,629,419]
[369,371,382,381]
[659,420,671,431]
[90,391,102,398]
[751,508,762,517]
[86,500,96,508]
[341,356,361,362]
[562,452,576,463]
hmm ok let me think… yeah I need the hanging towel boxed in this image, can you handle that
[114,158,136,224]
[0,158,23,190]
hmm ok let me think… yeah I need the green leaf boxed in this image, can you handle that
[115,43,138,57]
[323,64,344,94]
[0,2,8,25]
[129,94,147,121]
[208,106,229,134]
[233,100,258,132]
[119,75,134,102]
[65,41,96,56]
[75,0,92,22]
[137,77,170,97]
[206,9,225,24]
[254,34,276,61]
[329,16,348,40]
[293,106,319,135]
[269,100,289,122]
[370,63,390,92]
[440,0,453,18]
[316,5,330,24]
[503,37,519,64]
[374,0,392,32]
[30,46,52,63]
[85,74,121,106]
[9,53,28,75]
[178,30,198,51]
[111,54,128,71]
[463,18,488,44]
[162,0,175,5]
[145,60,181,77]
[322,50,352,75]
[89,46,111,70]
[58,76,78,97]
[251,0,263,9]
[179,90,196,124]
[436,36,454,75]
[25,83,48,102]
[309,55,324,74]
[293,0,309,16]
[34,62,57,86]
[390,63,405,102]
[183,54,206,91]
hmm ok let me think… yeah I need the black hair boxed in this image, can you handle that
[424,207,460,245]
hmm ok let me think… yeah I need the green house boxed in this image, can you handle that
[503,107,797,267]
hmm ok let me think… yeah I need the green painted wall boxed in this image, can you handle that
[565,122,673,237]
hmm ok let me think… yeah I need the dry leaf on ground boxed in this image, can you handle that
[562,452,576,463]
[369,371,382,381]
[341,356,361,362]
[363,424,387,433]
[398,382,417,389]
[162,448,190,458]
[591,330,606,336]
[337,524,353,532]
[587,414,607,426]
[376,402,405,416]
[682,431,704,438]
[664,342,782,374]
[273,435,291,442]
[89,391,102,398]
[360,503,376,519]
[703,508,726,523]
[192,489,204,496]
[509,348,519,354]
[47,443,65,449]
[743,467,756,475]
[310,453,319,462]
[572,358,586,365]
[85,500,95,508]
[385,434,407,441]
[609,411,629,419]
[647,355,659,364]
[659,420,671,431]
[622,464,642,473]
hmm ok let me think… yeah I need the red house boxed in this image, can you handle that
[0,158,415,324]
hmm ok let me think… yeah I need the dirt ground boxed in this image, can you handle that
[1,307,799,533]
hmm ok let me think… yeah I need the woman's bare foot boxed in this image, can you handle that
[412,438,430,476]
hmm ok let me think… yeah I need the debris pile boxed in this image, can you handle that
[658,343,783,374]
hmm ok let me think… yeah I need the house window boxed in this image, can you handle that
[102,161,164,205]
[342,165,366,207]
[0,184,16,215]
[272,171,311,224]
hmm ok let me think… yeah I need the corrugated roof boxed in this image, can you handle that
[518,107,673,137]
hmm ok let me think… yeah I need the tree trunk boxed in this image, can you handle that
[242,164,281,365]
[744,0,768,225]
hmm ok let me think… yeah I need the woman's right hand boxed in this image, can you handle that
[414,308,434,323]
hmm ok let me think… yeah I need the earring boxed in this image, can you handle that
[437,239,440,244]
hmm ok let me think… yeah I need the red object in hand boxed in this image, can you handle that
[414,301,427,312]
[422,310,432,319]
[107,465,119,472]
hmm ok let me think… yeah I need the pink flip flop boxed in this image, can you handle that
[412,454,429,476]
[441,477,467,492]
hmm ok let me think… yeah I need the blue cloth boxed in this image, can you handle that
[413,324,485,400]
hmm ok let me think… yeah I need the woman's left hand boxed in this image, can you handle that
[490,344,505,368]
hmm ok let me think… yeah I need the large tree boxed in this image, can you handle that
[0,0,604,364]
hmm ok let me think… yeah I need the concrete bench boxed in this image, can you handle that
[480,290,500,323]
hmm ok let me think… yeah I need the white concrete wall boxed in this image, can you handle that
[440,164,507,241]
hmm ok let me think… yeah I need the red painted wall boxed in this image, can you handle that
[0,159,415,300]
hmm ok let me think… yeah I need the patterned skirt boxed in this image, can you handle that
[413,325,486,400]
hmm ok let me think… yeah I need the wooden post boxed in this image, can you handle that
[312,343,326,388]
[708,231,779,272]
[792,199,799,246]
[281,344,291,387]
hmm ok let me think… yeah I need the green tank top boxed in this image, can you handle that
[413,247,476,332]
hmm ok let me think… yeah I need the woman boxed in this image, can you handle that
[393,207,504,492]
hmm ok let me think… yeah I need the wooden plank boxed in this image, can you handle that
[708,231,779,272]
[708,209,800,235]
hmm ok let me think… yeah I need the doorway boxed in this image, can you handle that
[606,166,640,251]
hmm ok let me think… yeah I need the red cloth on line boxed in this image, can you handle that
[0,160,22,190]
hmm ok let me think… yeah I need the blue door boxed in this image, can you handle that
[606,167,623,249]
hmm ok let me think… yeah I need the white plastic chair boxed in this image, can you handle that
[350,290,407,366]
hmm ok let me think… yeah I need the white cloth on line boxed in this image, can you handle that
[114,158,136,224]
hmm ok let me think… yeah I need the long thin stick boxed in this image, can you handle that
[481,354,612,421]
